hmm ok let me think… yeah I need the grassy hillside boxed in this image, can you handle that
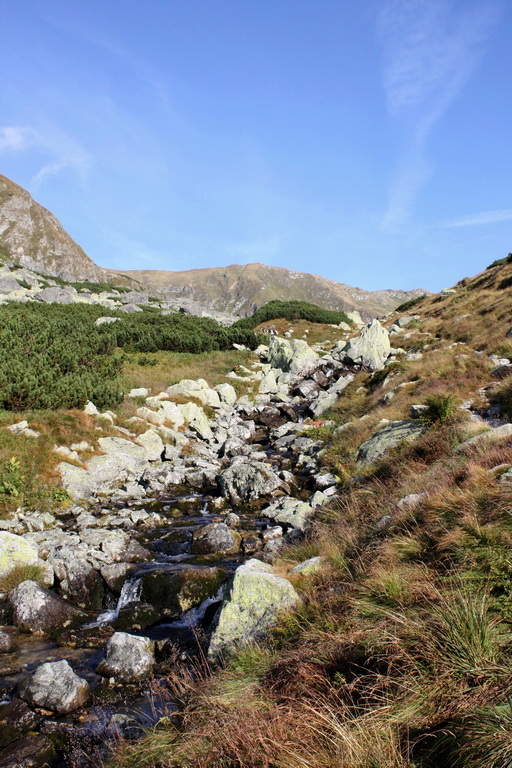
[111,258,512,768]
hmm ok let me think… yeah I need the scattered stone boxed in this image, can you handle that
[128,387,149,398]
[0,631,12,652]
[19,659,90,714]
[290,556,325,575]
[338,319,391,371]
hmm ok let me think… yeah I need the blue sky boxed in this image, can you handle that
[0,0,510,291]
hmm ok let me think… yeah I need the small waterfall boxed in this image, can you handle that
[160,583,226,630]
[84,575,142,628]
[200,500,209,515]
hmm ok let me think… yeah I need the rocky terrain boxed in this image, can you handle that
[2,250,512,767]
[0,174,426,320]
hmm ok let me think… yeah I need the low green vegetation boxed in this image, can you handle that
[232,299,350,329]
[0,303,261,412]
[487,253,512,269]
[394,294,427,312]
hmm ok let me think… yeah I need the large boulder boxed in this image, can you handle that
[337,320,390,370]
[209,559,301,658]
[0,533,53,586]
[9,580,86,632]
[35,286,75,304]
[356,420,427,468]
[139,564,227,617]
[217,460,283,504]
[178,402,213,440]
[136,429,164,461]
[267,337,319,376]
[19,660,90,714]
[97,632,155,681]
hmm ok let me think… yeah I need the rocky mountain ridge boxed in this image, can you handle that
[0,173,427,319]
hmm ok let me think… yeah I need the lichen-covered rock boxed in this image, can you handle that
[455,423,512,452]
[19,660,90,714]
[217,460,283,504]
[136,429,164,461]
[97,632,155,681]
[0,533,53,586]
[9,580,86,633]
[208,559,301,658]
[338,319,390,370]
[263,497,315,532]
[356,420,427,468]
[215,383,237,405]
[167,379,221,408]
[178,402,213,440]
[267,336,319,376]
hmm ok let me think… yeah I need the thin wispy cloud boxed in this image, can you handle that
[0,122,91,187]
[442,209,512,227]
[378,0,500,227]
[0,126,32,153]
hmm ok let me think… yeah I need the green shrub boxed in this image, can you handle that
[421,394,457,425]
[394,294,427,313]
[0,457,24,496]
[487,253,512,270]
[232,300,350,330]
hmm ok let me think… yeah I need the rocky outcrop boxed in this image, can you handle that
[209,559,301,658]
[356,420,427,468]
[268,336,319,376]
[97,632,155,681]
[19,660,90,714]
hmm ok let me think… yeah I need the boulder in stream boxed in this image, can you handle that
[191,523,240,555]
[19,659,90,714]
[217,460,283,504]
[97,632,155,682]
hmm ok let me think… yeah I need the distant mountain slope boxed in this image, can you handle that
[0,174,107,281]
[110,262,426,318]
[0,173,427,317]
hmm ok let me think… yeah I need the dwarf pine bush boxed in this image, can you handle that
[0,303,261,412]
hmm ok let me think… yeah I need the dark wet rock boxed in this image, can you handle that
[0,733,55,768]
[9,581,86,633]
[293,379,320,399]
[113,601,160,631]
[241,534,263,554]
[139,564,227,617]
[97,632,155,682]
[256,407,286,429]
[0,699,41,748]
[19,659,90,714]
[217,460,283,505]
[191,523,240,555]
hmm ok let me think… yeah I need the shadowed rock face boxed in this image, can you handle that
[0,175,105,281]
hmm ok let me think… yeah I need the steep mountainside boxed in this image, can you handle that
[111,262,427,318]
[0,174,107,281]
